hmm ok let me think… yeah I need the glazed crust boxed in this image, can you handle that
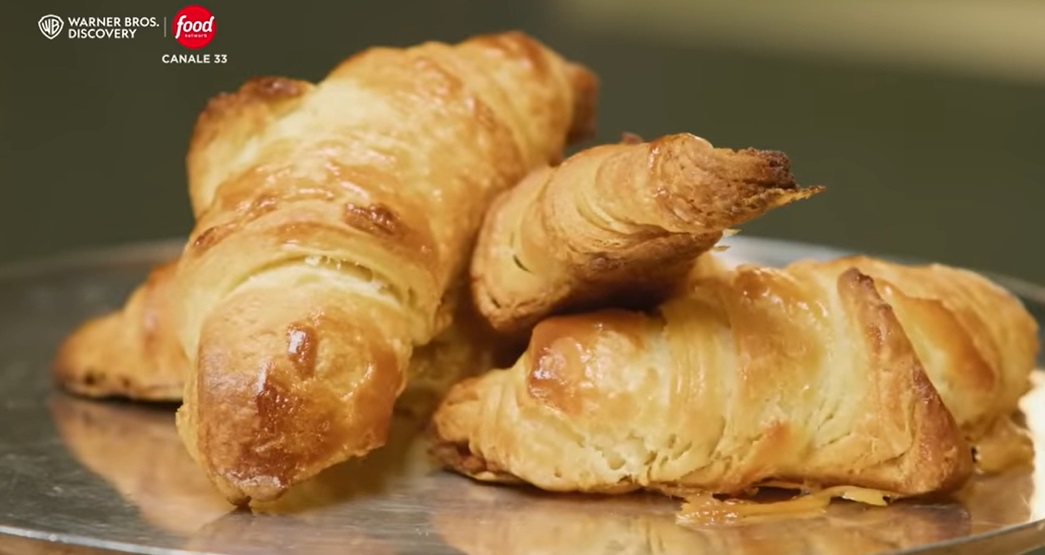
[172,31,596,505]
[470,133,823,334]
[433,256,1038,499]
[52,257,502,422]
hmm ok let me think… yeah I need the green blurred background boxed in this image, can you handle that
[2,0,1044,284]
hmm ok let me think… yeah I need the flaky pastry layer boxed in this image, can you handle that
[471,132,823,334]
[168,31,594,505]
[434,256,1039,499]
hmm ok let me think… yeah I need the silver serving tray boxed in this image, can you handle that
[1,236,1044,555]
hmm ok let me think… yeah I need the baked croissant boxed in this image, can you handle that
[172,31,597,504]
[53,259,187,401]
[433,256,1038,500]
[52,255,501,420]
[470,132,823,334]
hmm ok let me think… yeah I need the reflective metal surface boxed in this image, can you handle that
[1,237,1044,555]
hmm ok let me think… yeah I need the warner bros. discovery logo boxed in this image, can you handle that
[38,14,63,39]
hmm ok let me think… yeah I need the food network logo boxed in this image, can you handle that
[170,5,215,49]
[162,5,227,64]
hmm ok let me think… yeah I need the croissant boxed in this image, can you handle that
[53,256,501,421]
[470,132,823,333]
[433,256,1039,501]
[172,31,596,504]
[53,259,187,401]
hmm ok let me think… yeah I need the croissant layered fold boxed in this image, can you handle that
[470,133,824,334]
[433,256,1039,500]
[812,258,1039,455]
[170,33,597,504]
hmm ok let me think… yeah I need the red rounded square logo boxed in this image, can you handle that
[173,5,215,49]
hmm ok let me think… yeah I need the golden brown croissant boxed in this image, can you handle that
[53,258,501,422]
[470,133,823,333]
[172,31,597,505]
[433,256,1038,502]
[53,260,187,401]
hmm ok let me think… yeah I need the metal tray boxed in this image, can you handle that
[1,236,1044,555]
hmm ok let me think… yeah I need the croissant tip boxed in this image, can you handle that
[791,184,827,198]
[740,148,789,169]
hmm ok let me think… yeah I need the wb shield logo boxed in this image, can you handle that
[38,15,63,40]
